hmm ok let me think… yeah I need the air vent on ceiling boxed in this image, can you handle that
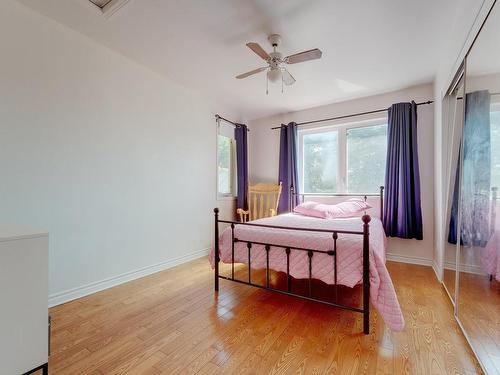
[89,0,112,7]
[88,0,130,17]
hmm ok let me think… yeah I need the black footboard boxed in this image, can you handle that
[213,208,371,334]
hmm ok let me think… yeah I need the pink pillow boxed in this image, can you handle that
[293,198,372,219]
[293,201,329,218]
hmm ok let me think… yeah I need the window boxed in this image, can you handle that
[302,131,339,193]
[491,108,500,189]
[217,120,237,198]
[346,124,388,193]
[299,119,387,194]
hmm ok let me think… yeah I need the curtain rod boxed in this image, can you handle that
[215,114,250,132]
[270,100,434,130]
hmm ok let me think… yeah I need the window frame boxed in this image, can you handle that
[489,102,500,191]
[298,116,388,195]
[216,119,238,200]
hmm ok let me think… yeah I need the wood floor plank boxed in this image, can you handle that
[47,258,484,374]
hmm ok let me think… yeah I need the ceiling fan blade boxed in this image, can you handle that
[282,69,296,86]
[246,42,270,61]
[235,67,267,79]
[286,48,322,64]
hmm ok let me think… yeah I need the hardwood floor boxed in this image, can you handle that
[458,272,500,375]
[443,241,458,299]
[44,258,483,374]
[443,268,456,300]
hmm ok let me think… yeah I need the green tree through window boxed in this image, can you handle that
[217,135,231,195]
[300,122,387,194]
[347,124,387,193]
[303,131,338,193]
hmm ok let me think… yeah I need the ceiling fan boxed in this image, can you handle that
[236,34,322,93]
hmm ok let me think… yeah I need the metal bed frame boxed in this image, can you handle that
[213,186,384,335]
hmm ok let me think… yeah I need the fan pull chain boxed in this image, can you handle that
[266,73,269,95]
[281,74,284,93]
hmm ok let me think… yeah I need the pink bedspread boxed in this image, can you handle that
[209,213,405,331]
[483,230,500,281]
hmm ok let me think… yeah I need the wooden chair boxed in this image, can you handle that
[237,182,282,222]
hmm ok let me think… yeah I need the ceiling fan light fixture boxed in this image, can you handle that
[236,34,323,93]
[267,68,282,83]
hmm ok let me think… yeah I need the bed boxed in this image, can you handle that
[210,187,405,333]
[483,232,500,281]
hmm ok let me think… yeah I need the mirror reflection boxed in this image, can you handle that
[443,72,466,302]
[458,3,500,374]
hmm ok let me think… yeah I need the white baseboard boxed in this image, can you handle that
[386,253,433,267]
[386,253,443,281]
[443,261,484,275]
[48,247,210,307]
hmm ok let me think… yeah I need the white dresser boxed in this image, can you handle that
[0,226,48,375]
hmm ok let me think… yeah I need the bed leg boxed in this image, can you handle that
[362,214,371,335]
[214,208,220,292]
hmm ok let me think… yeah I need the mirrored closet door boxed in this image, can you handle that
[451,2,500,374]
[442,66,466,303]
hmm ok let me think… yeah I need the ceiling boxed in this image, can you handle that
[467,1,500,77]
[17,0,471,121]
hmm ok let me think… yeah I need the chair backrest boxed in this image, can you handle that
[248,182,282,221]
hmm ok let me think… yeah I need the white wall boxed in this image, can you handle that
[247,83,435,265]
[0,0,237,306]
[3,0,493,303]
[433,0,495,279]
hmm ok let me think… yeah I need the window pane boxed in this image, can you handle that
[491,111,500,190]
[347,124,387,193]
[303,131,338,193]
[218,135,231,194]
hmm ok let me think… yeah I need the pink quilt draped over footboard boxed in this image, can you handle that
[209,213,405,331]
[483,230,500,281]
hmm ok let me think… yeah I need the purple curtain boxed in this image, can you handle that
[448,152,461,244]
[383,101,423,239]
[235,124,248,213]
[278,122,299,213]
